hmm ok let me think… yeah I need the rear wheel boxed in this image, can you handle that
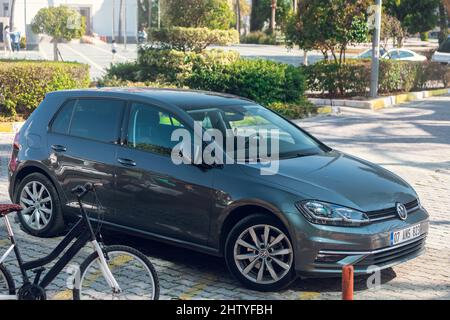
[15,173,65,237]
[225,214,296,292]
[0,264,15,297]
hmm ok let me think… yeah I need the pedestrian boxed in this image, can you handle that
[111,39,117,62]
[138,28,147,45]
[10,28,21,53]
[3,26,12,56]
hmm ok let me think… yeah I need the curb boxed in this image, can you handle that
[0,122,25,133]
[309,88,450,111]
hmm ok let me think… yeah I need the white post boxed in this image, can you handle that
[370,0,382,98]
[124,1,127,50]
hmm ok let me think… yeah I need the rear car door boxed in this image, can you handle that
[47,98,126,221]
[115,102,214,245]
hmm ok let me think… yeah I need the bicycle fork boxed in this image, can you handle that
[91,240,122,294]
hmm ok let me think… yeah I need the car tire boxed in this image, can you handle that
[225,214,296,292]
[14,173,65,237]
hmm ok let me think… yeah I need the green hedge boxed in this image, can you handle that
[240,31,277,45]
[149,27,239,53]
[304,60,450,97]
[188,58,305,105]
[134,48,240,84]
[0,60,90,116]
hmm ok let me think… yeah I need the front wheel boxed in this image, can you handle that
[73,245,159,300]
[225,214,296,292]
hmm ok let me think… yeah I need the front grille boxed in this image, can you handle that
[366,199,420,222]
[356,236,426,267]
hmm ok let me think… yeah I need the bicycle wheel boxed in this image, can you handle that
[74,245,159,300]
[0,264,15,297]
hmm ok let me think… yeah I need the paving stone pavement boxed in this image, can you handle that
[0,96,449,300]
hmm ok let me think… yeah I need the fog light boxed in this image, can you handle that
[315,253,348,264]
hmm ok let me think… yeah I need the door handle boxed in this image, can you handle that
[117,158,137,167]
[51,145,67,152]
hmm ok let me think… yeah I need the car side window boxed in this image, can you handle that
[51,100,76,135]
[400,51,413,58]
[68,99,125,143]
[127,103,186,156]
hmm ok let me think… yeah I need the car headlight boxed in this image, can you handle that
[296,201,370,227]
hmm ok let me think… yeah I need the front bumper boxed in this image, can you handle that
[286,208,429,277]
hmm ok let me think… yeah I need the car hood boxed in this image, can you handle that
[241,150,417,212]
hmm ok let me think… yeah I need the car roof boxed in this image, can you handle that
[48,87,254,110]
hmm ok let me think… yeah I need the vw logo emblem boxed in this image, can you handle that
[396,203,408,221]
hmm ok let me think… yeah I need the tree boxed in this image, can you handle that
[384,0,440,35]
[381,14,404,48]
[161,0,234,30]
[285,0,370,64]
[270,0,277,32]
[118,0,124,42]
[31,6,86,61]
[9,0,16,30]
[250,0,292,32]
[439,1,448,44]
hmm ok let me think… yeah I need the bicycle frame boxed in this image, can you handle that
[0,195,121,300]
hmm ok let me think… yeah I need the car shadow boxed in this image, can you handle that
[100,229,398,295]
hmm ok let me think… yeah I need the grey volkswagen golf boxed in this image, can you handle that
[8,88,429,291]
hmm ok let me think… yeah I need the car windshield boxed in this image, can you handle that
[358,48,387,59]
[186,104,326,160]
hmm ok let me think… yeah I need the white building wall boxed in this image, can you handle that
[3,0,137,39]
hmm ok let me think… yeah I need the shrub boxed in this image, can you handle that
[0,60,90,116]
[133,48,240,85]
[105,62,141,82]
[149,27,239,52]
[267,99,316,119]
[304,60,369,96]
[304,59,450,97]
[240,32,276,45]
[188,58,305,105]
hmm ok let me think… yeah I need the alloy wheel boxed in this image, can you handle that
[19,181,53,231]
[233,224,293,284]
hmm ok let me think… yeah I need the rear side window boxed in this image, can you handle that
[51,98,125,144]
[51,100,75,135]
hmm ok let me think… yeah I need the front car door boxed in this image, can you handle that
[47,98,126,221]
[115,102,215,246]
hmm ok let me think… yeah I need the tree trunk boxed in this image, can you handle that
[270,0,277,33]
[293,0,298,12]
[9,0,17,30]
[250,0,259,32]
[53,40,59,61]
[236,0,241,34]
[118,0,124,43]
[439,2,448,45]
[445,0,450,16]
[148,0,153,29]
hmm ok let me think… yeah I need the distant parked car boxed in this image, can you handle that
[383,49,427,62]
[356,48,427,62]
[432,36,450,64]
[356,48,387,59]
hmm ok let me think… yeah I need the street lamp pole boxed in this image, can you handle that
[370,0,382,98]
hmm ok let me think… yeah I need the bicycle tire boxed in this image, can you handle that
[73,245,160,300]
[0,263,16,296]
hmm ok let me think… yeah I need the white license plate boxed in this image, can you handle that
[390,224,421,246]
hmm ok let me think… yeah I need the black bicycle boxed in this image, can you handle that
[0,182,160,300]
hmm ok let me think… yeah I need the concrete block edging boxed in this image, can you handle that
[308,88,450,111]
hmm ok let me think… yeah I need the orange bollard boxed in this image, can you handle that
[342,265,354,300]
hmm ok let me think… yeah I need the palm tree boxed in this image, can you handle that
[236,0,241,33]
[9,0,17,30]
[270,0,276,33]
[118,0,124,42]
